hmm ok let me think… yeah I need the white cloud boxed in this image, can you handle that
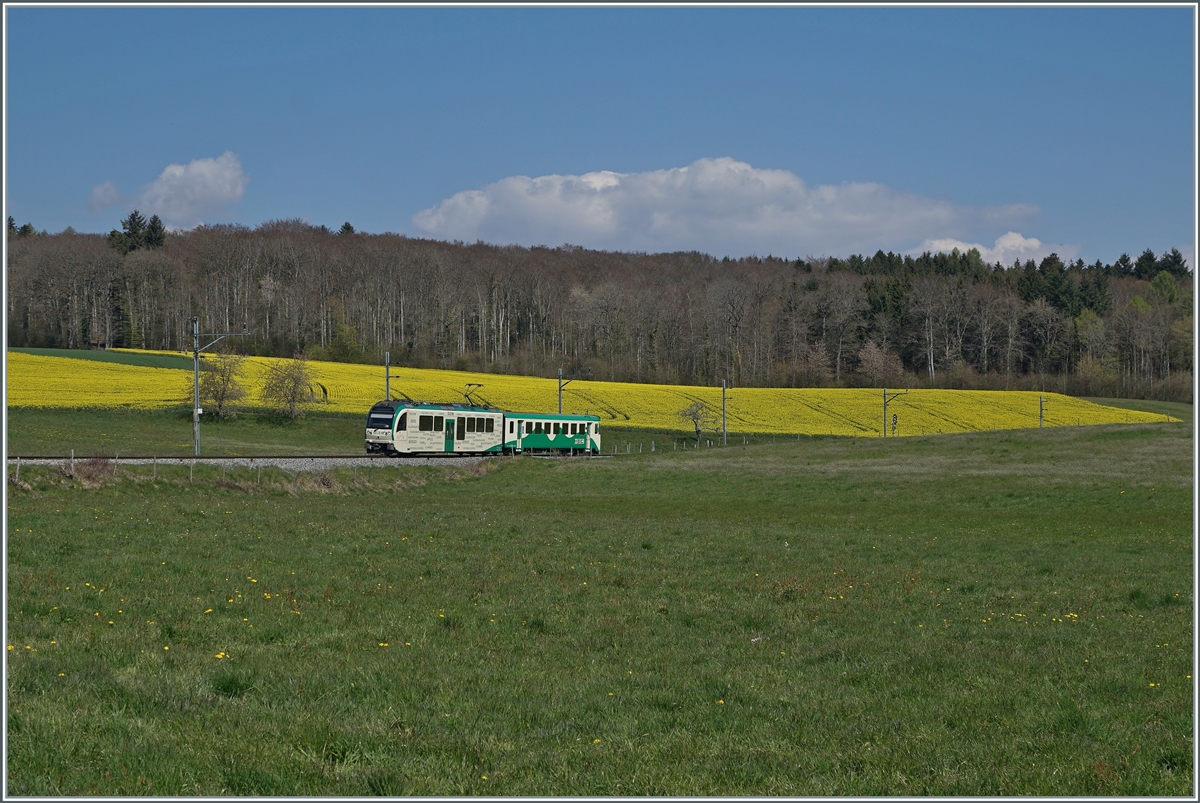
[137,151,249,229]
[412,157,1039,258]
[911,232,1078,266]
[87,180,120,212]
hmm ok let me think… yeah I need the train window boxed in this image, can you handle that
[486,418,495,433]
[467,417,476,433]
[419,415,433,432]
[397,412,407,431]
[570,423,577,435]
[434,416,444,430]
[508,421,513,434]
[368,412,393,429]
[457,417,466,440]
[535,422,543,434]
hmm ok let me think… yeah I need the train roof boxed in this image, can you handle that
[368,400,599,420]
[506,411,601,421]
[370,400,502,413]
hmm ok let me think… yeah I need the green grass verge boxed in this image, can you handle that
[9,347,195,370]
[5,407,363,457]
[4,407,830,457]
[1083,397,1193,424]
[5,424,1192,795]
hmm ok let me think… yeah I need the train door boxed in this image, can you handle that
[444,418,455,452]
[516,420,523,452]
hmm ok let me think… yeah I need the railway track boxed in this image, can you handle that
[6,452,604,473]
[5,454,489,472]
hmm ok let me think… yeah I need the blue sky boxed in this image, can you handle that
[4,5,1195,266]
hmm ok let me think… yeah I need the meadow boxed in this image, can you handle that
[4,421,1193,795]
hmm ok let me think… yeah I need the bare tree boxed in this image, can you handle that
[1025,298,1065,391]
[260,354,313,419]
[679,400,715,446]
[817,274,866,383]
[198,352,247,418]
[855,340,903,387]
[970,283,1005,374]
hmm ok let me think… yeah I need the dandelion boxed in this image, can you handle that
[163,646,169,651]
[379,642,389,647]
[594,739,602,743]
[203,609,212,614]
[717,700,724,705]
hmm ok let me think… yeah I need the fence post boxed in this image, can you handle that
[15,456,20,482]
[153,456,156,480]
[70,449,74,476]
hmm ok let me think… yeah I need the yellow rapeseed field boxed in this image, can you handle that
[6,349,1175,435]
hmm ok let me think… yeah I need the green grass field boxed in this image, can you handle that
[5,414,1192,795]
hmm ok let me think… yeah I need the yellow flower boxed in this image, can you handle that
[593,739,602,744]
[717,700,724,705]
[6,350,1173,434]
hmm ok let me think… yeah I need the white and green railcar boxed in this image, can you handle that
[502,412,600,454]
[365,401,505,456]
[364,401,601,456]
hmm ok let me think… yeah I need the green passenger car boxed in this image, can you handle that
[501,412,601,454]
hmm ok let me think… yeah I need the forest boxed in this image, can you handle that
[5,213,1193,402]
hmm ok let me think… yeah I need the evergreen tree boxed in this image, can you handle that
[1133,248,1158,280]
[1157,247,1189,277]
[109,209,148,255]
[108,210,165,254]
[145,214,167,248]
[1112,253,1134,277]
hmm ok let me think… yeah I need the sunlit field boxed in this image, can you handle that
[6,349,1175,437]
[5,423,1192,795]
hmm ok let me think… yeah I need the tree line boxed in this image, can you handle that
[5,213,1193,403]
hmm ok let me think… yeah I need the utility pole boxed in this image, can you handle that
[192,316,250,456]
[721,380,727,446]
[882,387,908,437]
[557,368,591,414]
[1039,394,1044,428]
[385,351,389,401]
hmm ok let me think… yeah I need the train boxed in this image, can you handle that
[364,400,601,456]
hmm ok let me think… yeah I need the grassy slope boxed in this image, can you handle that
[1084,397,1194,423]
[5,424,1192,795]
[8,347,195,370]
